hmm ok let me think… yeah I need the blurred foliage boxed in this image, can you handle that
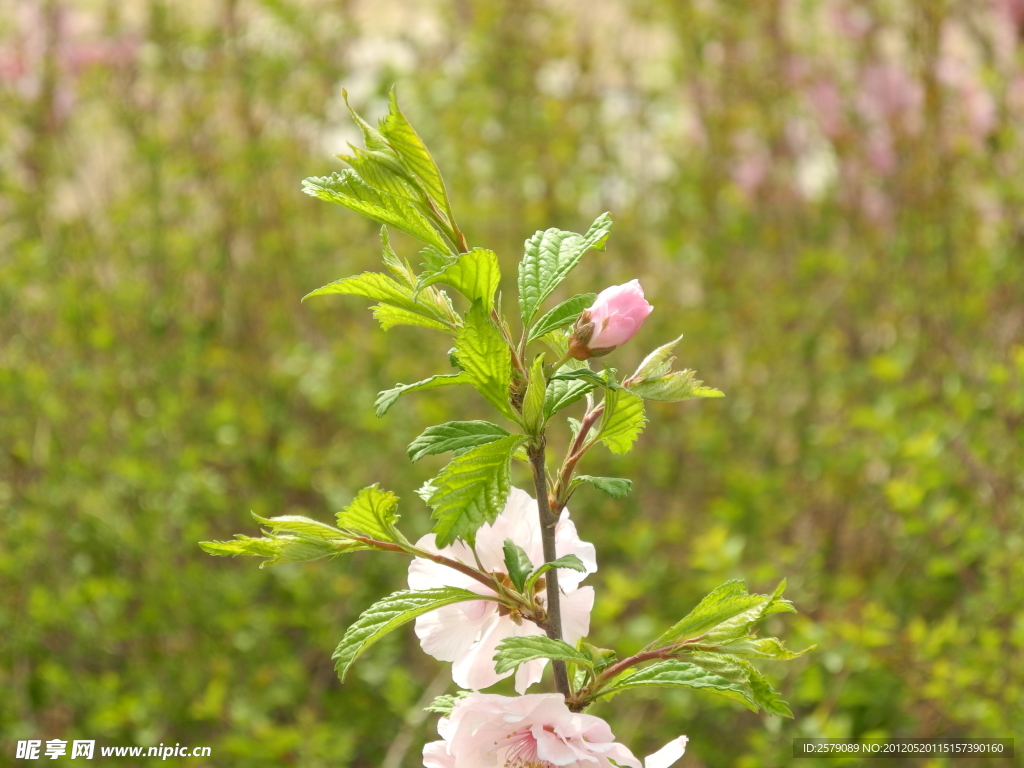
[2,0,1023,766]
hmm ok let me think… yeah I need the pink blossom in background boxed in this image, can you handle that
[936,54,997,145]
[831,4,873,40]
[408,488,596,693]
[857,63,924,128]
[423,693,688,768]
[583,279,654,351]
[806,77,846,139]
[0,0,137,121]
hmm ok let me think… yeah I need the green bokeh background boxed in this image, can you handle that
[2,1,1022,766]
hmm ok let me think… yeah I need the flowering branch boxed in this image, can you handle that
[199,90,806,768]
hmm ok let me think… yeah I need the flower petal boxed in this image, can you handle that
[423,740,455,768]
[645,736,688,768]
[451,614,513,690]
[414,602,495,662]
[560,586,594,643]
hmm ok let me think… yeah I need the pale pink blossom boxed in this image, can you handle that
[423,693,688,768]
[570,280,653,358]
[408,488,596,693]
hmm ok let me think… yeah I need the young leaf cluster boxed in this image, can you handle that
[200,91,808,722]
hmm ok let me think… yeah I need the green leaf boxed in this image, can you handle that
[597,389,647,454]
[251,514,345,539]
[571,475,633,498]
[341,88,392,153]
[625,335,723,402]
[685,652,794,717]
[199,533,365,568]
[333,588,492,681]
[523,554,587,595]
[302,170,451,252]
[424,691,471,716]
[527,293,596,343]
[522,354,547,435]
[339,145,421,203]
[717,637,814,660]
[602,660,758,712]
[378,88,456,225]
[518,212,613,324]
[544,359,595,418]
[418,248,500,313]
[492,636,593,675]
[371,304,450,332]
[408,421,510,462]
[655,580,794,647]
[578,642,618,672]
[303,271,454,330]
[375,372,473,418]
[427,435,523,547]
[629,370,724,402]
[379,227,417,288]
[454,302,514,419]
[627,335,684,381]
[336,484,401,543]
[502,539,534,592]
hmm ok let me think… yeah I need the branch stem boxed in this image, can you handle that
[347,535,499,593]
[527,441,571,697]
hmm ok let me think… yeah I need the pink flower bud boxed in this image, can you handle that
[568,279,653,359]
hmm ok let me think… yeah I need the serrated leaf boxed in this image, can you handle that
[302,170,450,252]
[493,636,593,674]
[341,88,392,153]
[522,353,547,435]
[627,335,684,382]
[655,580,793,647]
[527,293,596,343]
[424,691,471,716]
[598,389,647,454]
[333,588,491,681]
[625,335,723,402]
[303,271,454,331]
[629,370,724,402]
[339,145,422,203]
[454,302,514,419]
[685,652,793,717]
[371,304,450,332]
[252,514,345,539]
[544,359,595,418]
[375,372,472,418]
[427,435,523,547]
[379,227,417,288]
[603,660,758,712]
[717,637,813,660]
[336,484,401,543]
[200,536,279,559]
[408,421,510,462]
[418,248,500,313]
[200,533,365,568]
[572,475,633,498]
[502,539,534,592]
[518,212,613,324]
[378,88,456,225]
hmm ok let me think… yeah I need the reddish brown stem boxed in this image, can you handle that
[347,535,499,593]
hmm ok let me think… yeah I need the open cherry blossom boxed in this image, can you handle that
[408,487,596,693]
[422,693,688,768]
